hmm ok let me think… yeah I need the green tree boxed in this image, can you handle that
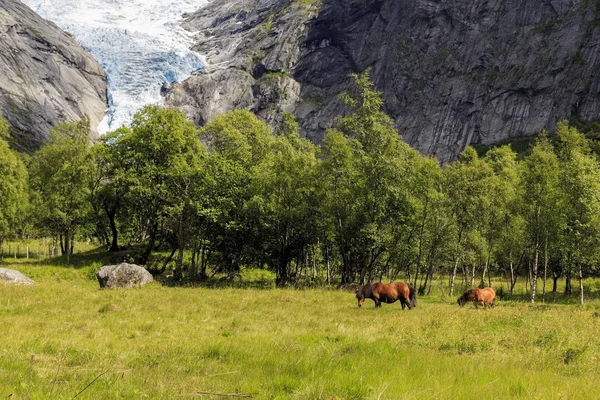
[321,70,420,284]
[444,147,493,296]
[89,141,122,252]
[249,118,321,286]
[555,122,600,304]
[0,117,28,247]
[198,110,275,277]
[520,133,561,303]
[412,157,451,295]
[29,117,94,264]
[480,145,519,288]
[103,106,205,269]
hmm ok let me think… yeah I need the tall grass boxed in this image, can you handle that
[1,261,600,399]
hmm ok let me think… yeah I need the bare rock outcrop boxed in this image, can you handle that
[96,263,153,289]
[0,267,34,285]
[0,0,107,149]
[167,0,600,161]
[165,0,312,128]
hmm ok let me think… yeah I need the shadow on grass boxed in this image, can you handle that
[0,245,146,269]
[160,276,276,290]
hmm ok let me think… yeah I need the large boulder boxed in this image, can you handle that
[96,263,153,289]
[0,268,35,285]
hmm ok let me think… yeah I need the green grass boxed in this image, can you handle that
[2,262,600,399]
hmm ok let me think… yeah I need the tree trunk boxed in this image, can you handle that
[449,229,465,297]
[64,231,71,266]
[542,235,548,303]
[481,239,494,288]
[199,244,209,281]
[190,239,198,279]
[275,232,290,287]
[174,211,186,281]
[157,246,176,275]
[105,204,119,252]
[275,250,290,288]
[552,270,559,293]
[565,270,572,295]
[449,255,460,297]
[578,260,584,305]
[509,260,515,295]
[423,253,435,296]
[414,197,428,289]
[140,221,158,265]
[531,241,539,303]
[325,243,331,285]
[59,234,65,255]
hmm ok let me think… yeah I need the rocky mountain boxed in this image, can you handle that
[0,0,106,149]
[166,0,600,161]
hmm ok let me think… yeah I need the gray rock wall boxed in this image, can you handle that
[168,0,600,161]
[0,0,107,149]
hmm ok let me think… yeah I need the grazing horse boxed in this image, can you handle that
[356,282,416,309]
[457,287,496,308]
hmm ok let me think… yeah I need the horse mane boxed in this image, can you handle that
[459,289,475,301]
[358,283,374,297]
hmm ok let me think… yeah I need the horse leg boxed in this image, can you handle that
[403,297,411,310]
[373,295,380,308]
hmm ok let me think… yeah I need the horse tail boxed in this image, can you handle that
[408,283,417,308]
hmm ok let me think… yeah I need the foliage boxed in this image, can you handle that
[8,73,600,298]
[0,117,28,245]
[99,106,205,270]
[322,69,424,284]
[28,117,94,262]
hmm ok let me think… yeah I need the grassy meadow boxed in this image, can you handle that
[2,256,600,399]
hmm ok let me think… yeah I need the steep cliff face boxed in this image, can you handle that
[0,0,106,148]
[167,0,600,161]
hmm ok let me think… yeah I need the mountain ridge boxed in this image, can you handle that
[166,0,600,161]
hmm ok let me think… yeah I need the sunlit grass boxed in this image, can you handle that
[1,262,600,398]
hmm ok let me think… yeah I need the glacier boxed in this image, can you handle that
[21,0,208,133]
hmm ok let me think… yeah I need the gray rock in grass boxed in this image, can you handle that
[0,268,35,285]
[96,263,153,289]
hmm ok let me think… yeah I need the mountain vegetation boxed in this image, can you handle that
[4,72,600,304]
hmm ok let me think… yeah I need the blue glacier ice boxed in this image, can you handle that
[21,0,208,133]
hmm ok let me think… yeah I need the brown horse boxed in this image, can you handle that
[356,282,416,309]
[457,287,496,308]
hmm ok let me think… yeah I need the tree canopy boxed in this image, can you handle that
[8,72,600,303]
